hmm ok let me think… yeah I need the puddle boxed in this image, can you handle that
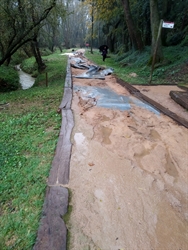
[73,133,88,161]
[150,129,161,140]
[101,115,110,122]
[74,85,160,114]
[100,126,112,144]
[165,150,179,180]
[74,132,85,145]
[94,189,104,200]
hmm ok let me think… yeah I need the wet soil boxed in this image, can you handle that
[67,57,188,250]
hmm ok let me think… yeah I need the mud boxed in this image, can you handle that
[67,58,188,250]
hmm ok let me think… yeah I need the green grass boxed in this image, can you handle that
[86,45,188,86]
[35,52,67,86]
[86,48,151,84]
[62,189,73,250]
[0,66,20,91]
[21,57,38,76]
[0,51,68,250]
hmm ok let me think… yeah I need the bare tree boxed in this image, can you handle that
[0,0,56,66]
[121,0,144,51]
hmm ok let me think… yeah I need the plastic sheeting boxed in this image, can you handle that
[74,85,160,114]
[71,57,114,79]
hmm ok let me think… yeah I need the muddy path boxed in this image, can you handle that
[67,56,188,250]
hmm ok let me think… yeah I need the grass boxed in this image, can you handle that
[0,50,68,250]
[86,45,188,86]
[62,189,73,250]
[20,57,38,76]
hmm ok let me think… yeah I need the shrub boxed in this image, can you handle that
[0,66,19,92]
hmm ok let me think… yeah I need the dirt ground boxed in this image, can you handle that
[67,56,188,250]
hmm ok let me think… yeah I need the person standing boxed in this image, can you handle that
[102,46,107,62]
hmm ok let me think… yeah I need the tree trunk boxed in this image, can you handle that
[108,20,121,53]
[90,1,94,54]
[23,44,33,58]
[31,38,46,73]
[150,0,163,63]
[121,0,144,51]
[58,46,62,53]
[0,0,56,66]
[5,56,11,66]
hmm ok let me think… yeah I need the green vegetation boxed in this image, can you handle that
[0,66,20,92]
[21,57,38,76]
[0,51,68,250]
[20,51,67,84]
[86,45,188,86]
[62,189,73,250]
[0,50,66,92]
[34,52,67,87]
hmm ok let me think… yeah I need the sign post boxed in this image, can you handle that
[149,19,174,84]
[149,19,163,84]
[162,21,174,29]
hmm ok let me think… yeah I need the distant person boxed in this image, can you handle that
[99,45,108,62]
[102,46,108,62]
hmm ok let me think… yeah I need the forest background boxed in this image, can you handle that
[0,0,188,91]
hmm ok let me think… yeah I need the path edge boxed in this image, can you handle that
[33,58,73,250]
[116,77,188,129]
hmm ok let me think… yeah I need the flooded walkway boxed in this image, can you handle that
[34,55,188,250]
[67,57,188,250]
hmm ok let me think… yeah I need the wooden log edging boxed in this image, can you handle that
[170,91,188,110]
[48,109,74,185]
[116,78,188,129]
[33,186,68,250]
[33,58,74,250]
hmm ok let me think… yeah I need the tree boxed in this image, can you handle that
[90,0,95,53]
[79,0,123,52]
[150,0,163,63]
[0,0,56,66]
[121,0,144,51]
[38,1,67,52]
[31,37,47,72]
[94,0,124,52]
[79,0,97,53]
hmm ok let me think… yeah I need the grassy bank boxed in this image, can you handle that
[0,51,68,249]
[0,66,20,92]
[86,45,188,86]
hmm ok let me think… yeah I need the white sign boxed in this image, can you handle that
[162,21,174,29]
